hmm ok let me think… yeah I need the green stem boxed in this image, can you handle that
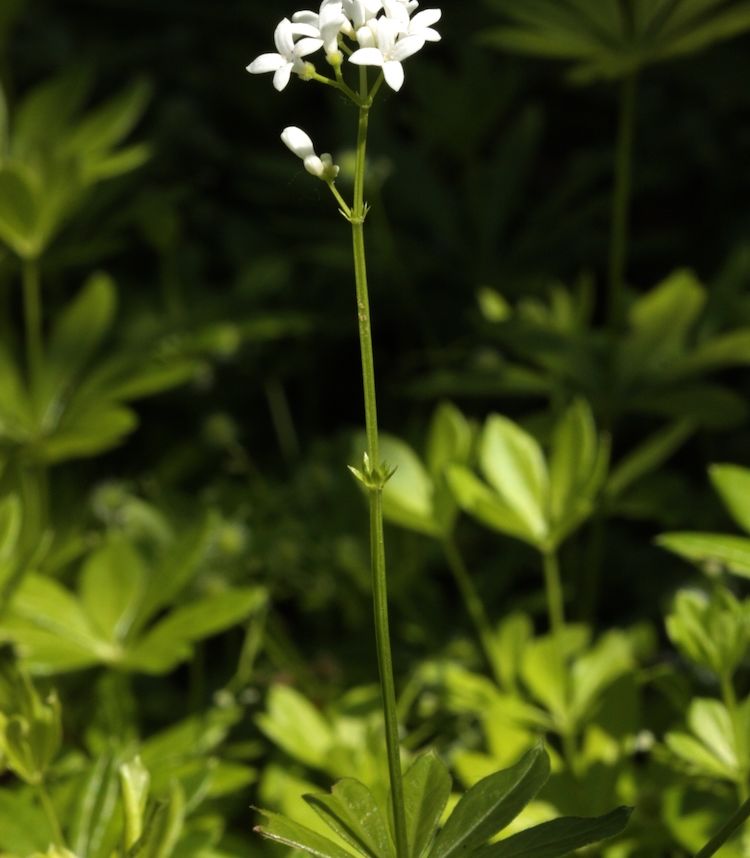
[696,796,750,858]
[721,673,749,802]
[22,258,43,390]
[443,537,502,686]
[608,73,637,330]
[350,68,408,858]
[36,781,65,848]
[541,549,565,637]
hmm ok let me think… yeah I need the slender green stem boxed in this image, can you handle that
[696,796,750,858]
[22,258,43,390]
[443,537,502,686]
[327,181,352,218]
[541,549,565,637]
[721,673,749,802]
[608,73,637,330]
[349,68,408,858]
[36,781,65,848]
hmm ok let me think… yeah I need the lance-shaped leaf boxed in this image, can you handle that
[710,464,750,534]
[254,809,359,858]
[430,745,550,858]
[657,532,750,578]
[401,752,452,858]
[304,778,393,858]
[471,806,632,857]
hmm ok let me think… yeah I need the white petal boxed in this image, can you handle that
[273,63,294,90]
[292,10,319,25]
[349,47,385,66]
[421,27,440,41]
[281,127,316,159]
[410,8,440,28]
[290,22,322,37]
[383,59,404,90]
[391,33,424,61]
[247,53,286,73]
[274,19,295,57]
[295,36,324,56]
[375,16,397,53]
[303,155,325,177]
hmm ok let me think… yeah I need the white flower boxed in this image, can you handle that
[293,2,348,60]
[349,16,425,91]
[333,0,383,36]
[383,1,440,40]
[281,126,340,181]
[403,8,441,40]
[246,18,323,91]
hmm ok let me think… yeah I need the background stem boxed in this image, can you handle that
[22,258,43,390]
[608,73,637,330]
[36,781,65,848]
[443,536,502,685]
[541,549,565,636]
[696,797,750,858]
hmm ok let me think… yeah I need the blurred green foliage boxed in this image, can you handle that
[0,0,749,856]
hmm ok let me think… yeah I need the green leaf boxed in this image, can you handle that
[36,405,138,463]
[0,789,53,853]
[471,806,632,857]
[119,757,151,850]
[548,399,596,522]
[132,514,215,633]
[570,632,633,722]
[70,752,121,858]
[79,534,147,643]
[657,532,750,578]
[256,685,334,770]
[401,752,452,858]
[63,79,151,158]
[479,416,549,543]
[136,781,185,858]
[0,494,22,586]
[254,809,359,858]
[710,464,750,534]
[42,273,117,402]
[304,779,393,858]
[379,435,440,538]
[12,66,90,157]
[446,465,537,545]
[666,698,746,783]
[4,574,102,657]
[431,746,550,858]
[124,587,265,674]
[426,403,473,478]
[606,420,693,499]
[0,166,39,258]
[521,639,569,724]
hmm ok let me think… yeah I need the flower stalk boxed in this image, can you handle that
[350,68,409,858]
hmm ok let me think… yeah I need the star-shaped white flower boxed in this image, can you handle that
[382,1,440,40]
[281,126,340,181]
[349,16,425,91]
[246,18,323,91]
[404,8,441,41]
[293,2,348,60]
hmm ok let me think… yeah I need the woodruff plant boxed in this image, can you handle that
[246,4,631,857]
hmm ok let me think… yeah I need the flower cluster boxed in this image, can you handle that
[247,0,441,93]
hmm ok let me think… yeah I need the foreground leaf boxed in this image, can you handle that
[431,746,550,858]
[402,753,452,858]
[472,806,632,857]
[254,809,358,858]
[304,779,393,858]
